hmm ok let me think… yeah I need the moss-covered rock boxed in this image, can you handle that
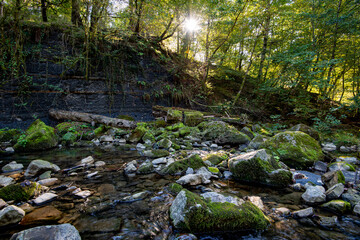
[170,189,269,232]
[167,109,183,123]
[179,126,191,137]
[94,125,109,136]
[0,128,22,143]
[168,183,183,195]
[203,151,229,165]
[248,134,267,150]
[228,149,293,188]
[321,200,351,214]
[129,124,148,143]
[240,127,255,139]
[289,124,320,141]
[161,154,205,175]
[329,162,356,172]
[0,182,41,202]
[158,138,172,149]
[166,123,185,131]
[137,161,154,174]
[201,121,250,145]
[14,120,58,152]
[261,131,324,169]
[142,131,155,143]
[208,167,220,174]
[61,132,78,145]
[117,115,135,121]
[143,149,170,158]
[184,111,204,127]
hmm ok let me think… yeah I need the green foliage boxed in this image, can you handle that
[313,114,344,133]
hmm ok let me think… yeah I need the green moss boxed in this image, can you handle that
[129,125,147,143]
[61,131,78,145]
[0,128,21,143]
[201,121,250,145]
[268,169,293,188]
[337,171,345,184]
[262,131,324,169]
[208,167,219,174]
[144,149,170,158]
[142,131,155,143]
[137,162,154,174]
[184,111,204,127]
[168,183,183,195]
[329,162,356,171]
[167,109,183,123]
[0,182,40,202]
[94,125,109,136]
[179,126,191,137]
[172,143,181,150]
[117,115,135,121]
[321,200,351,214]
[161,154,205,175]
[155,119,167,128]
[166,122,185,131]
[203,151,229,165]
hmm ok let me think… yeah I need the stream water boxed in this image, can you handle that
[1,146,360,240]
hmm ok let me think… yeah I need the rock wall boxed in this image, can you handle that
[0,28,176,129]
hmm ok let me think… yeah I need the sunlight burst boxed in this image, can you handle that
[184,18,201,32]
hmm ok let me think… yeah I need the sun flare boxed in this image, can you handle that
[184,18,201,32]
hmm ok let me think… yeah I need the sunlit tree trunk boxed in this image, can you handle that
[257,0,271,82]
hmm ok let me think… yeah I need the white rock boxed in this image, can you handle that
[80,156,94,166]
[95,161,106,168]
[0,205,25,227]
[152,157,167,165]
[293,207,314,218]
[246,196,264,210]
[337,157,358,165]
[136,143,146,150]
[176,174,204,186]
[33,193,58,205]
[100,135,114,142]
[0,199,6,209]
[75,190,92,198]
[24,160,60,178]
[201,192,244,206]
[223,171,233,179]
[325,183,344,200]
[2,161,24,172]
[275,207,290,216]
[87,171,98,178]
[353,204,360,215]
[4,147,15,154]
[170,190,187,228]
[124,160,137,173]
[37,178,58,187]
[302,186,326,204]
[0,175,15,187]
[210,144,218,149]
[322,143,337,152]
[340,146,352,153]
[185,168,194,175]
[118,139,126,144]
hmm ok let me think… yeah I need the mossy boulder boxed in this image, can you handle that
[203,151,229,165]
[14,120,58,152]
[289,124,320,141]
[248,134,267,150]
[179,126,191,137]
[168,183,183,195]
[167,109,183,123]
[143,149,170,158]
[0,182,41,202]
[142,132,155,143]
[117,115,135,121]
[137,161,154,174]
[129,124,148,143]
[166,123,185,131]
[94,125,110,136]
[158,138,172,149]
[321,200,351,214]
[228,149,293,188]
[161,154,205,175]
[201,121,250,145]
[184,111,203,127]
[329,162,356,172]
[61,132,78,145]
[0,128,21,143]
[240,127,255,139]
[170,189,269,232]
[261,131,324,169]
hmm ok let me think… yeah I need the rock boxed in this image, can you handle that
[294,170,323,186]
[289,124,320,140]
[248,134,267,150]
[321,200,351,214]
[33,193,58,205]
[0,129,21,144]
[322,143,337,152]
[184,111,203,127]
[176,174,204,186]
[24,160,60,178]
[342,189,360,207]
[201,192,244,206]
[161,154,205,175]
[337,156,358,165]
[124,160,137,174]
[99,135,113,142]
[202,151,228,165]
[20,206,62,225]
[10,223,81,240]
[291,183,302,191]
[0,199,6,209]
[302,186,326,204]
[94,161,105,168]
[38,171,52,180]
[128,124,147,143]
[0,182,40,202]
[223,171,232,179]
[0,175,15,187]
[37,178,58,186]
[79,156,94,166]
[200,121,251,145]
[353,203,360,215]
[275,207,291,216]
[262,131,324,169]
[228,149,293,188]
[314,215,338,228]
[340,146,353,153]
[321,171,345,189]
[167,109,183,123]
[137,161,154,174]
[185,168,194,175]
[74,217,122,233]
[170,189,269,232]
[19,203,35,213]
[143,149,170,158]
[2,161,24,172]
[14,119,58,152]
[121,191,149,202]
[158,138,172,149]
[173,233,198,240]
[86,171,98,178]
[152,157,167,165]
[325,183,344,200]
[329,162,355,172]
[74,190,92,199]
[245,196,264,211]
[313,161,328,172]
[0,205,25,227]
[293,207,314,218]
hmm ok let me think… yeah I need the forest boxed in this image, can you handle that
[1,1,360,240]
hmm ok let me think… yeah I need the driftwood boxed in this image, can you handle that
[49,109,136,129]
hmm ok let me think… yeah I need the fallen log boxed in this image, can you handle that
[49,109,136,129]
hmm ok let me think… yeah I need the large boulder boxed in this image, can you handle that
[200,121,250,145]
[0,182,41,202]
[302,186,326,204]
[289,124,320,140]
[262,131,324,169]
[321,200,351,214]
[14,119,58,152]
[169,189,269,232]
[0,205,25,227]
[0,129,21,144]
[128,124,147,143]
[24,160,60,178]
[10,223,81,240]
[321,171,345,189]
[184,111,203,127]
[228,149,293,188]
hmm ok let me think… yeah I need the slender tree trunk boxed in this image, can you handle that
[134,0,144,34]
[0,0,4,18]
[258,1,271,82]
[71,0,83,26]
[41,0,48,22]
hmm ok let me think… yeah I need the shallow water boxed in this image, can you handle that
[1,146,360,240]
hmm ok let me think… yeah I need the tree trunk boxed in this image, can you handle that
[257,2,271,81]
[49,109,136,129]
[41,0,48,22]
[71,0,83,26]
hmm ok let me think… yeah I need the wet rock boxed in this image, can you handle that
[120,191,149,202]
[0,199,6,209]
[74,190,92,199]
[353,203,360,215]
[313,161,328,172]
[342,189,360,207]
[124,160,137,174]
[86,171,98,179]
[314,215,338,228]
[321,171,345,189]
[170,189,269,232]
[302,186,326,204]
[201,192,244,206]
[290,183,302,191]
[173,233,198,240]
[19,203,35,213]
[322,143,337,152]
[321,200,351,214]
[0,205,25,227]
[136,143,146,150]
[143,149,170,158]
[176,174,206,186]
[337,156,358,165]
[152,157,167,165]
[228,149,293,188]
[329,162,355,172]
[75,217,122,233]
[245,196,265,211]
[293,207,314,218]
[97,184,116,195]
[248,134,267,150]
[0,182,41,202]
[79,156,94,166]
[38,171,52,180]
[0,175,15,187]
[223,171,232,179]
[340,146,354,153]
[161,154,205,175]
[137,161,154,174]
[20,206,62,225]
[262,131,324,169]
[130,200,150,215]
[24,160,60,178]
[99,135,113,142]
[325,183,344,200]
[275,207,291,216]
[33,193,58,205]
[10,223,81,240]
[2,161,23,172]
[94,161,105,168]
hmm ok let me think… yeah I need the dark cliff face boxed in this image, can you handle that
[0,26,176,129]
